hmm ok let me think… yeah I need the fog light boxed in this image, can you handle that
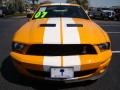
[99,69,105,74]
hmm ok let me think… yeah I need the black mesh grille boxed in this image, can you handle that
[26,44,97,56]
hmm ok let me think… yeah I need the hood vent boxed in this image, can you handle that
[40,24,56,27]
[67,24,83,27]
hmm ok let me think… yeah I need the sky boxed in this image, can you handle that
[33,0,120,7]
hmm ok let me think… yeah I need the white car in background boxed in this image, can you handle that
[0,9,3,16]
[102,10,116,20]
[0,9,5,17]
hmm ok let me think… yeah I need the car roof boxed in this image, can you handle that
[40,3,80,7]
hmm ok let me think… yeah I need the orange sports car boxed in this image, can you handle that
[10,3,112,82]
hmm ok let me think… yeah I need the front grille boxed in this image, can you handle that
[27,69,97,78]
[26,44,97,56]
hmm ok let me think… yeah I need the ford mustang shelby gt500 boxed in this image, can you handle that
[10,3,112,82]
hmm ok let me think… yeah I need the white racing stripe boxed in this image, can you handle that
[43,18,61,44]
[63,56,81,71]
[62,18,81,71]
[43,18,61,71]
[43,18,81,71]
[62,18,80,44]
[43,56,61,71]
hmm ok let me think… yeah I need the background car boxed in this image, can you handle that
[0,7,6,17]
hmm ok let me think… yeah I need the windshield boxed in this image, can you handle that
[32,5,89,19]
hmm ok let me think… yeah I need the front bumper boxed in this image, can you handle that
[12,58,107,83]
[10,50,112,82]
[11,56,111,82]
[45,72,106,83]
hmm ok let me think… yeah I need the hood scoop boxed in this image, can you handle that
[40,24,56,27]
[67,24,83,27]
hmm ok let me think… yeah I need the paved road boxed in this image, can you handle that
[0,17,120,90]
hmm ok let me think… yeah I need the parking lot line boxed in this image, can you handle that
[112,51,120,53]
[107,32,120,34]
[102,25,120,27]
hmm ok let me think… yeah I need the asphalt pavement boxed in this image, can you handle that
[0,17,120,90]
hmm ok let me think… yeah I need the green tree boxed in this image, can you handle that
[6,0,26,13]
[67,0,89,10]
[17,0,25,13]
[32,0,37,11]
[7,3,15,14]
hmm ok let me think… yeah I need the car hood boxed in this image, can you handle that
[13,18,110,44]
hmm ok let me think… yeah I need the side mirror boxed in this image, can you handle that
[27,13,32,18]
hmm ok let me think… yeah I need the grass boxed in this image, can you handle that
[6,13,27,17]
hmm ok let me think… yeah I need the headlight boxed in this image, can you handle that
[98,42,111,52]
[12,42,26,53]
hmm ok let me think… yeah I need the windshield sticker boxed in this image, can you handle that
[40,7,46,12]
[34,11,48,19]
[53,9,67,12]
